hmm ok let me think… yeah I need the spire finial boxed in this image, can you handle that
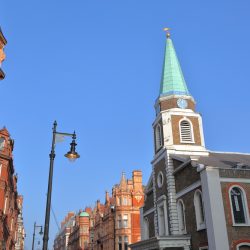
[163,27,171,38]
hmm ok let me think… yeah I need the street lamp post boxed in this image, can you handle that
[32,222,43,250]
[42,121,80,250]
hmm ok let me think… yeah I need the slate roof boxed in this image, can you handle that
[172,151,250,169]
[197,151,250,169]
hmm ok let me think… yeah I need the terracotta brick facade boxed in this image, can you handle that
[54,170,144,250]
[93,170,144,250]
[0,128,24,250]
[0,28,7,80]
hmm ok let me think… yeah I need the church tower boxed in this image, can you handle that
[147,30,208,249]
[153,30,207,157]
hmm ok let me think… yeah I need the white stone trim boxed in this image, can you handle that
[152,164,158,236]
[228,185,250,226]
[143,207,155,217]
[179,117,195,144]
[151,148,166,165]
[237,243,250,249]
[176,181,201,199]
[198,115,206,147]
[173,159,191,175]
[157,195,169,236]
[193,190,206,231]
[209,150,250,156]
[177,199,187,234]
[220,178,250,183]
[157,171,164,188]
[200,167,230,250]
[165,154,179,235]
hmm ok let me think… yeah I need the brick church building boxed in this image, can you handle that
[130,31,250,250]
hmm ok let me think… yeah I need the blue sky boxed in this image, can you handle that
[1,1,250,249]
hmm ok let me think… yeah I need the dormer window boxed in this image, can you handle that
[179,119,194,143]
[155,124,163,151]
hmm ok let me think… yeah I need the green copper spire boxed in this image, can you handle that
[160,32,190,97]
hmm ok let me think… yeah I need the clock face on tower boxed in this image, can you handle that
[177,98,188,109]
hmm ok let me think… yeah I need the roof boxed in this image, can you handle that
[159,35,190,97]
[79,211,89,217]
[197,151,250,169]
[172,151,250,170]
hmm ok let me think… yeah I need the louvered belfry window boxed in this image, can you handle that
[180,120,193,143]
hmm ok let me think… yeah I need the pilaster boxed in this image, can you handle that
[165,153,179,235]
[152,165,159,236]
[200,166,229,250]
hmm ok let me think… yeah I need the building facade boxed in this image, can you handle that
[54,170,144,250]
[15,195,25,250]
[0,128,23,249]
[93,170,144,250]
[130,32,250,250]
[54,212,76,250]
[68,210,92,250]
[0,28,7,80]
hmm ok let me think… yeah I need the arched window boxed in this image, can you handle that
[155,124,163,151]
[237,243,250,250]
[179,119,194,143]
[230,186,249,225]
[177,200,186,234]
[158,205,166,236]
[194,190,205,230]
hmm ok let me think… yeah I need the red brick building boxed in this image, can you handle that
[0,28,7,80]
[0,128,23,249]
[54,170,144,250]
[68,210,92,250]
[15,195,25,250]
[54,212,75,250]
[54,209,96,250]
[93,170,144,250]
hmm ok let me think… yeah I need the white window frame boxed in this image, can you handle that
[229,185,250,226]
[0,137,5,150]
[3,197,8,214]
[177,199,186,234]
[0,164,2,177]
[143,217,149,240]
[194,190,206,231]
[237,243,250,250]
[157,195,168,236]
[123,214,128,228]
[155,123,163,151]
[118,215,122,228]
[123,197,128,206]
[157,171,164,188]
[179,118,195,143]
